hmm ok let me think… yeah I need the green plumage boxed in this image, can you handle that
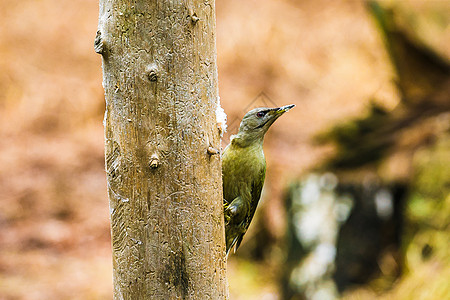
[222,104,295,255]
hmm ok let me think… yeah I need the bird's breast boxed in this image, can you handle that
[222,145,266,202]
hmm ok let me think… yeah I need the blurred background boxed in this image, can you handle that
[0,0,448,299]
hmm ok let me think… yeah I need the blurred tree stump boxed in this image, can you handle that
[96,0,228,299]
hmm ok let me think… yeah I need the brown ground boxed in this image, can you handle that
[1,0,444,299]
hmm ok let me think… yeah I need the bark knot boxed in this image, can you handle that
[149,154,159,169]
[94,30,104,55]
[146,65,158,82]
[190,13,199,24]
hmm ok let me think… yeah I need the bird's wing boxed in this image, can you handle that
[234,164,266,251]
[225,192,251,254]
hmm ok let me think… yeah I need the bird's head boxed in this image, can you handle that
[232,104,295,147]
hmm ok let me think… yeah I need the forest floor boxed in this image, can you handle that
[0,0,447,299]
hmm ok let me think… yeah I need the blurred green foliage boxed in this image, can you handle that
[392,135,450,299]
[405,135,450,260]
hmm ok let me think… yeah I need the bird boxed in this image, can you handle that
[222,104,295,255]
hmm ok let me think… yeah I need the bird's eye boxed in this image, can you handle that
[256,111,265,118]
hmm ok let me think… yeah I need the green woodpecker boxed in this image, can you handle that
[222,104,295,255]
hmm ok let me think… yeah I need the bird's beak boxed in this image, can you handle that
[260,104,295,127]
[275,104,295,114]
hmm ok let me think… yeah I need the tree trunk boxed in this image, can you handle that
[95,1,228,299]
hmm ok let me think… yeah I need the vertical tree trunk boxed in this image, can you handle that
[95,1,227,299]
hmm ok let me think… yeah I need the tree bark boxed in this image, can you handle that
[96,1,227,299]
